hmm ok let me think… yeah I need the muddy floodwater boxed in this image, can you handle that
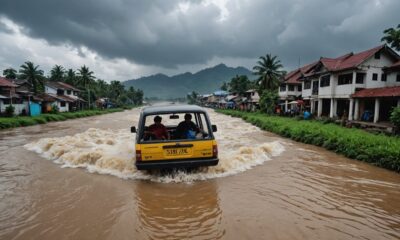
[0,107,399,240]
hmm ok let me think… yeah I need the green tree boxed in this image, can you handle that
[19,61,45,94]
[228,75,252,95]
[220,82,228,91]
[3,68,17,79]
[77,65,95,108]
[65,69,77,85]
[187,91,198,104]
[50,65,65,81]
[259,90,279,114]
[381,24,400,51]
[253,54,284,94]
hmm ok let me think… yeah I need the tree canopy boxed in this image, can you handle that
[382,24,400,51]
[253,54,284,94]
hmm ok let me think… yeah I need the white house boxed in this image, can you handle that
[281,44,400,123]
[43,81,84,112]
[0,77,29,115]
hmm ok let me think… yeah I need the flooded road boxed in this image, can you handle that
[0,107,399,240]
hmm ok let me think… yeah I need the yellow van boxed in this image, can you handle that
[131,105,218,170]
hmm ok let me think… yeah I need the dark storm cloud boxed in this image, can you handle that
[0,0,399,70]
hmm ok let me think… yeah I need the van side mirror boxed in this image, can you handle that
[131,126,136,133]
[212,125,217,132]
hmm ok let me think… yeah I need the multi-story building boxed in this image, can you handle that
[280,44,400,123]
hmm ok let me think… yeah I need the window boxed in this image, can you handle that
[381,73,387,82]
[74,91,78,96]
[3,99,10,104]
[320,75,330,87]
[60,102,66,107]
[280,84,286,92]
[304,80,311,89]
[374,52,380,59]
[298,85,302,91]
[356,73,365,84]
[288,85,295,91]
[397,74,400,82]
[338,73,353,85]
[372,73,378,81]
[67,90,72,95]
[57,89,64,95]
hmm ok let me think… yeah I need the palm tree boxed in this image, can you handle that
[381,24,400,51]
[65,69,77,85]
[253,54,284,93]
[50,65,65,82]
[19,61,45,94]
[3,68,17,79]
[77,65,95,108]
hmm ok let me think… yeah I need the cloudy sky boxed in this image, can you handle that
[0,0,399,81]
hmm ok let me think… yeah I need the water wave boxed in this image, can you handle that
[24,111,285,183]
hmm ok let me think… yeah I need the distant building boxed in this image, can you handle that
[42,81,85,112]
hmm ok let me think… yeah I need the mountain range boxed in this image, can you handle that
[122,64,253,99]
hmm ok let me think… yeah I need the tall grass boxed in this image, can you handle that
[217,109,400,172]
[0,108,126,130]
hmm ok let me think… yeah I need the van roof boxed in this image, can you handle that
[141,105,207,115]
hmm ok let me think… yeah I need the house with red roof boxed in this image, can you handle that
[43,81,85,112]
[0,77,30,115]
[281,44,400,123]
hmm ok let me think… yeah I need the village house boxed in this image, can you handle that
[243,89,260,111]
[280,44,400,124]
[279,62,317,112]
[41,81,85,112]
[0,77,27,115]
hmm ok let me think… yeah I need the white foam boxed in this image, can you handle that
[24,110,285,183]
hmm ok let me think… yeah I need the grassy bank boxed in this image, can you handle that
[216,109,400,172]
[0,108,127,130]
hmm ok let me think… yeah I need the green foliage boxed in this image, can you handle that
[253,54,284,93]
[217,109,400,172]
[259,90,278,114]
[390,107,400,128]
[19,61,45,94]
[50,65,65,81]
[228,75,254,94]
[187,91,198,104]
[381,24,400,51]
[220,82,228,91]
[5,105,15,117]
[50,104,59,114]
[3,68,17,79]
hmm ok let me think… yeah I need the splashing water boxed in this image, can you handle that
[24,110,285,182]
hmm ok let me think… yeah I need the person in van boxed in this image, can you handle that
[144,115,169,140]
[175,113,200,139]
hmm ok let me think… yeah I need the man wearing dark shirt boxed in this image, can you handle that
[176,113,199,139]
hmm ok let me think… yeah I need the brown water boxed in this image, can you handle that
[0,107,399,240]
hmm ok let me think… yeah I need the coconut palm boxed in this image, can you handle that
[65,69,77,85]
[382,24,400,51]
[50,65,65,81]
[3,68,17,79]
[19,61,45,94]
[253,54,284,93]
[77,65,96,108]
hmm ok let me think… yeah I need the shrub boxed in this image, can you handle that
[390,107,400,129]
[5,105,15,117]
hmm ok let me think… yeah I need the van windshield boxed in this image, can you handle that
[141,112,211,142]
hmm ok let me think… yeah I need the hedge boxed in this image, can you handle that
[216,109,400,172]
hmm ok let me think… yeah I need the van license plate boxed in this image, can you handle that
[165,148,191,156]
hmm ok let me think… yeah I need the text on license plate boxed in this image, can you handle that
[165,148,191,156]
